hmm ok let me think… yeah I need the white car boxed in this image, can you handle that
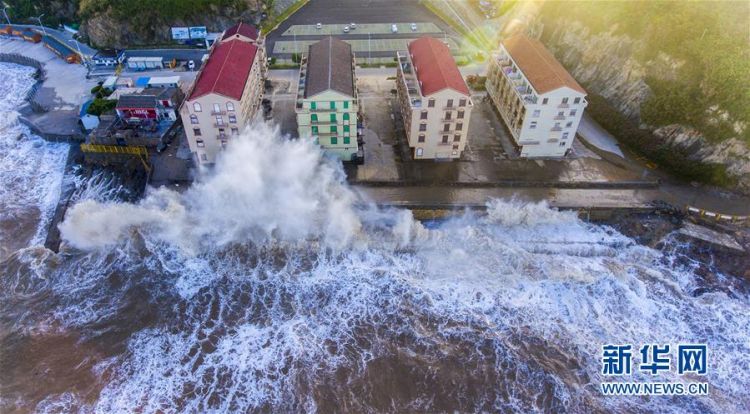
[391,24,398,33]
[350,23,356,29]
[411,23,417,31]
[316,22,322,29]
[343,25,350,33]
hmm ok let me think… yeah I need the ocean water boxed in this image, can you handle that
[1,63,749,414]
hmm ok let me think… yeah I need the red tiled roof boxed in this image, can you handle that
[188,39,258,101]
[502,34,586,95]
[222,22,259,41]
[408,37,469,97]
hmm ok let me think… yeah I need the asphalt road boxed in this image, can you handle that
[266,0,459,58]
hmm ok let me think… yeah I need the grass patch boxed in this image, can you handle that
[261,0,309,34]
[269,63,300,69]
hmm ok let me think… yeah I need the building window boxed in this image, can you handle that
[343,136,350,144]
[530,121,537,129]
[420,111,428,120]
[330,101,336,110]
[558,111,564,116]
[218,128,226,138]
[311,113,318,123]
[445,111,452,120]
[344,101,349,109]
[330,113,336,123]
[563,132,569,139]
[428,99,435,108]
[213,103,221,113]
[542,98,548,105]
[446,99,453,108]
[533,110,541,117]
[229,115,237,123]
[331,136,338,145]
[330,125,337,133]
[574,97,581,104]
[201,153,207,161]
[196,139,205,148]
[454,134,461,142]
[190,115,198,124]
[443,124,450,132]
[570,109,577,116]
[416,147,423,157]
[419,123,427,132]
[562,97,569,104]
[310,101,317,110]
[344,125,350,133]
[193,128,202,136]
[442,135,449,144]
[554,122,561,129]
[232,128,239,135]
[343,113,350,121]
[312,126,318,135]
[566,121,572,127]
[227,102,234,111]
[457,110,464,119]
[193,102,202,112]
[456,123,463,131]
[559,141,566,146]
[215,115,224,125]
[459,98,466,107]
[418,134,425,143]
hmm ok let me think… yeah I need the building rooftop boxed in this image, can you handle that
[116,95,157,109]
[42,35,75,57]
[188,39,258,101]
[502,34,585,95]
[304,37,355,98]
[222,21,259,41]
[408,37,469,97]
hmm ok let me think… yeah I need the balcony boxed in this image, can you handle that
[397,51,423,108]
[213,122,227,128]
[210,110,226,115]
[558,103,570,109]
[553,115,566,121]
[551,126,563,132]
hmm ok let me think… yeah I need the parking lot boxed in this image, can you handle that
[266,0,459,59]
[282,22,442,36]
[273,37,459,55]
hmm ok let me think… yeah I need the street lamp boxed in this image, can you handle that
[35,14,47,36]
[2,7,11,25]
[68,39,86,67]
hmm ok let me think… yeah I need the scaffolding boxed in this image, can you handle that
[80,143,151,171]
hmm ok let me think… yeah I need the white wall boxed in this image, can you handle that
[517,86,586,157]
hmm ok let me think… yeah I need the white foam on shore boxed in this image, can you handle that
[0,63,69,255]
[49,132,750,412]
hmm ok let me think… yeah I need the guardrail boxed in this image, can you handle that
[685,205,749,223]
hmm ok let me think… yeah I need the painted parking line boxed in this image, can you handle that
[282,22,443,36]
[273,38,459,54]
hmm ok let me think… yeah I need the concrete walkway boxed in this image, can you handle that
[578,113,625,157]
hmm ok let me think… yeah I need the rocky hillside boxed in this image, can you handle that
[79,0,266,47]
[524,1,750,193]
[5,0,268,48]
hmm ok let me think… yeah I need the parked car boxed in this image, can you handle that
[411,23,417,31]
[391,24,398,33]
[188,60,195,70]
[350,23,356,29]
[316,22,322,29]
[343,24,350,33]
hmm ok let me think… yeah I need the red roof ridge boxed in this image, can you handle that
[409,37,469,97]
[210,39,239,97]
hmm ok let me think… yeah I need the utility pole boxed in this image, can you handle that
[2,7,10,25]
[36,14,47,36]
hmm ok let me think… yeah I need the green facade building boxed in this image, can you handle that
[295,37,360,161]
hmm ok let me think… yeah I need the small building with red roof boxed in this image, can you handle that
[179,24,266,165]
[396,37,473,160]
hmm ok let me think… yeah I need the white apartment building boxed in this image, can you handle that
[486,34,587,157]
[396,37,473,160]
[179,23,264,165]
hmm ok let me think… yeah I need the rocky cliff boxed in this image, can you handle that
[525,3,750,194]
[79,0,265,48]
